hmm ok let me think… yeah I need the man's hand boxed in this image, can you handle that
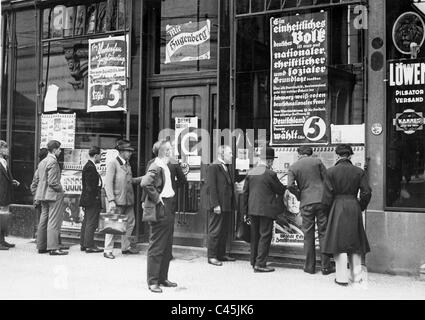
[12,179,20,187]
[213,205,221,214]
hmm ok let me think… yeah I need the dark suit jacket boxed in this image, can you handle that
[0,161,14,206]
[287,156,327,208]
[241,164,286,219]
[80,160,102,207]
[207,161,235,212]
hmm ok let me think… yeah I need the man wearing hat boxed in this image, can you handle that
[287,146,335,275]
[103,139,142,259]
[241,147,286,272]
[322,144,371,286]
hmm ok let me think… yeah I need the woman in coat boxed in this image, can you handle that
[322,144,372,286]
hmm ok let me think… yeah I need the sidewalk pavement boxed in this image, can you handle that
[1,237,425,300]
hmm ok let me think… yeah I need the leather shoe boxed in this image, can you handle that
[104,252,115,259]
[148,284,163,293]
[1,241,15,248]
[218,255,236,262]
[159,280,177,287]
[80,246,86,251]
[0,245,9,250]
[49,249,68,256]
[334,279,349,286]
[322,267,336,275]
[208,258,223,266]
[254,266,275,273]
[86,247,103,253]
[122,249,139,255]
[38,249,50,254]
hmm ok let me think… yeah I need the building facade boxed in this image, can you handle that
[1,0,425,276]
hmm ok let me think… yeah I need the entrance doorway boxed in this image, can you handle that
[146,83,218,247]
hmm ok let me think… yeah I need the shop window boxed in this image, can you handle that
[10,9,37,204]
[235,6,365,140]
[147,0,218,75]
[0,13,8,141]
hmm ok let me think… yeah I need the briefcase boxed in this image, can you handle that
[98,212,128,235]
[236,216,251,243]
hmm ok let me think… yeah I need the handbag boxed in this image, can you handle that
[98,212,128,235]
[236,215,251,243]
[142,200,165,222]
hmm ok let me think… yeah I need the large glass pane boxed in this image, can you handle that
[11,9,37,204]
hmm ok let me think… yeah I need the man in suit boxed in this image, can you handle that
[34,140,68,256]
[242,147,286,272]
[80,146,103,253]
[287,146,335,275]
[103,140,142,259]
[0,140,20,250]
[206,145,236,266]
[142,139,179,293]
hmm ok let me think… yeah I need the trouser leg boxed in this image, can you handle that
[249,215,260,267]
[121,205,135,252]
[207,210,223,259]
[159,198,174,283]
[315,205,331,270]
[37,202,49,250]
[301,206,316,272]
[217,211,230,259]
[104,234,115,253]
[0,211,8,243]
[80,209,87,247]
[147,212,171,285]
[348,253,362,283]
[46,194,65,251]
[334,253,349,283]
[255,216,274,268]
[83,204,101,248]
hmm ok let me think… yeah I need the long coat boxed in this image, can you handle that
[0,160,14,206]
[322,158,372,255]
[206,161,235,212]
[80,160,102,207]
[241,164,286,219]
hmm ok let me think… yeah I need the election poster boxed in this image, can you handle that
[270,12,329,146]
[165,20,210,64]
[87,35,129,112]
[40,113,76,149]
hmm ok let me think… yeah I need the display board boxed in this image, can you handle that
[40,113,76,149]
[271,145,366,245]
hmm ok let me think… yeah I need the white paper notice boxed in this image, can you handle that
[44,84,59,112]
[330,124,365,144]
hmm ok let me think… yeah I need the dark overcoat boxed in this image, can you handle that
[322,158,372,255]
[241,164,286,219]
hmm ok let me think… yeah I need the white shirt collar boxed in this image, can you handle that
[118,155,126,165]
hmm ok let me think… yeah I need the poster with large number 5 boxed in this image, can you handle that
[270,12,329,145]
[87,35,129,112]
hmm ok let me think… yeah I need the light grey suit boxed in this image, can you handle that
[104,156,142,253]
[34,153,65,251]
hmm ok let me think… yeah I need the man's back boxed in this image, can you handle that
[287,156,327,208]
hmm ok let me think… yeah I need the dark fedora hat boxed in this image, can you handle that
[266,147,277,160]
[335,144,353,156]
[116,139,135,152]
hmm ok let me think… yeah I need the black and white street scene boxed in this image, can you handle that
[1,0,425,302]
